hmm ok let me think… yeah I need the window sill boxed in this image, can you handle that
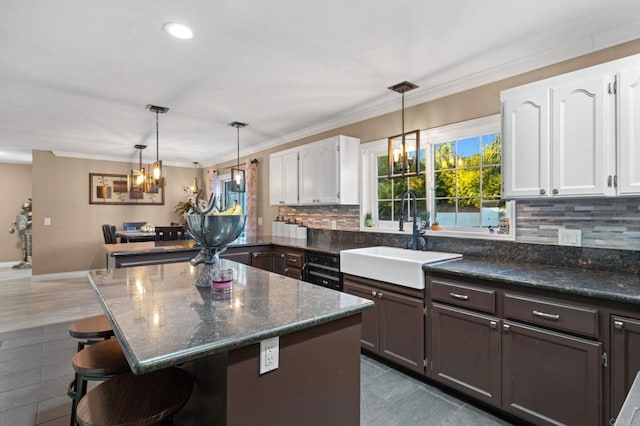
[359,225,515,241]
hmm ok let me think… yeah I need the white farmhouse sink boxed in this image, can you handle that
[340,246,462,290]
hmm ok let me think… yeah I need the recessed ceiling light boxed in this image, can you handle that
[164,23,193,40]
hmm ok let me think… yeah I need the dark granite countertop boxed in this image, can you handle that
[88,261,373,374]
[424,258,640,306]
[103,236,358,257]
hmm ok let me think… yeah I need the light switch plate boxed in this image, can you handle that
[558,228,582,247]
[44,217,51,226]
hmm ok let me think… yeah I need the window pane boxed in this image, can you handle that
[481,198,501,227]
[482,134,501,165]
[434,170,456,198]
[434,198,456,226]
[457,201,481,227]
[409,175,426,198]
[393,178,408,196]
[434,142,456,170]
[458,168,480,198]
[457,137,480,168]
[377,154,389,176]
[378,177,392,199]
[482,166,501,196]
[378,201,392,220]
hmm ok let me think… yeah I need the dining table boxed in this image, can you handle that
[115,230,157,243]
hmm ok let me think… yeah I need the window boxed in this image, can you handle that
[361,115,514,239]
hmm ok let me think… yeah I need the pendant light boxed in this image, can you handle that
[190,161,200,194]
[146,104,169,191]
[128,144,148,192]
[228,121,248,193]
[387,81,420,179]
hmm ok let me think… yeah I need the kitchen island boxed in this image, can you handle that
[88,261,372,426]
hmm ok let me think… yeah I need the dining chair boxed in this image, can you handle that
[154,226,187,241]
[101,225,118,244]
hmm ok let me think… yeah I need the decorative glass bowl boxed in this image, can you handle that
[186,213,246,289]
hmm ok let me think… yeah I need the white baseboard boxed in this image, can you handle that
[31,270,90,282]
[0,261,21,268]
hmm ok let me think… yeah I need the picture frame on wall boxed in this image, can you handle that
[89,173,164,205]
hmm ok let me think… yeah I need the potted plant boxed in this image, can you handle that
[431,219,440,231]
[364,212,373,227]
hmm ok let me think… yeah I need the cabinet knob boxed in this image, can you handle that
[552,188,559,195]
[503,323,510,332]
[284,268,288,273]
[539,189,546,195]
[372,291,377,297]
[281,254,285,258]
[614,320,624,330]
[252,253,258,257]
[377,292,383,299]
[490,321,497,329]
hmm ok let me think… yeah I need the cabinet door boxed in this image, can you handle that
[298,145,318,204]
[220,248,252,265]
[343,280,379,353]
[617,67,640,194]
[378,289,424,374]
[502,91,550,197]
[502,321,602,426]
[272,250,286,275]
[269,152,298,205]
[551,74,614,196]
[431,303,501,407]
[315,141,339,204]
[611,315,640,418]
[251,251,274,272]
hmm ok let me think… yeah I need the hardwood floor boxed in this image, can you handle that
[0,269,102,334]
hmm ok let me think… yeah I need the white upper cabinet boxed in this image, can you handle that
[502,53,640,198]
[269,150,299,205]
[502,90,550,197]
[617,66,640,195]
[550,72,613,197]
[269,135,360,206]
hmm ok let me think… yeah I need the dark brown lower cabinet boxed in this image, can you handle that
[431,303,501,407]
[611,315,640,419]
[220,247,252,265]
[344,277,424,374]
[251,250,274,272]
[501,321,602,426]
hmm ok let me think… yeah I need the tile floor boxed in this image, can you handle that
[0,268,515,425]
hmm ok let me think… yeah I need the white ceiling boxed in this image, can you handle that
[2,1,640,166]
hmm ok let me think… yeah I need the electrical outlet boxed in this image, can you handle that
[259,336,279,374]
[44,217,51,226]
[558,228,582,247]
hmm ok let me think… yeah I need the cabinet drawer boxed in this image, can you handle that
[431,279,496,314]
[503,293,599,339]
[286,252,303,268]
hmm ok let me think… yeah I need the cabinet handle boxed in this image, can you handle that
[252,253,258,257]
[290,258,297,264]
[449,292,469,301]
[614,320,624,330]
[614,175,618,188]
[490,321,497,329]
[503,324,510,332]
[371,290,377,297]
[552,188,559,195]
[608,175,613,188]
[539,189,546,195]
[378,292,383,299]
[532,310,560,321]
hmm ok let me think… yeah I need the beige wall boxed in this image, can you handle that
[215,39,640,235]
[0,163,32,264]
[32,151,203,275]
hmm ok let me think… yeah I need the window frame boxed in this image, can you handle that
[359,114,515,241]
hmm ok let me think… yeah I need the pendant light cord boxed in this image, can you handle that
[236,126,240,168]
[155,110,159,163]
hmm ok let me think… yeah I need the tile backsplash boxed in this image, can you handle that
[280,197,640,251]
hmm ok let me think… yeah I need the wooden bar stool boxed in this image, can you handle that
[68,315,114,351]
[69,338,130,426]
[76,367,193,426]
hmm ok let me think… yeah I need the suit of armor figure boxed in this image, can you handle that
[8,198,32,269]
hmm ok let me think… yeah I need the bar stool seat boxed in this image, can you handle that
[69,338,130,426]
[76,367,193,426]
[68,315,114,351]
